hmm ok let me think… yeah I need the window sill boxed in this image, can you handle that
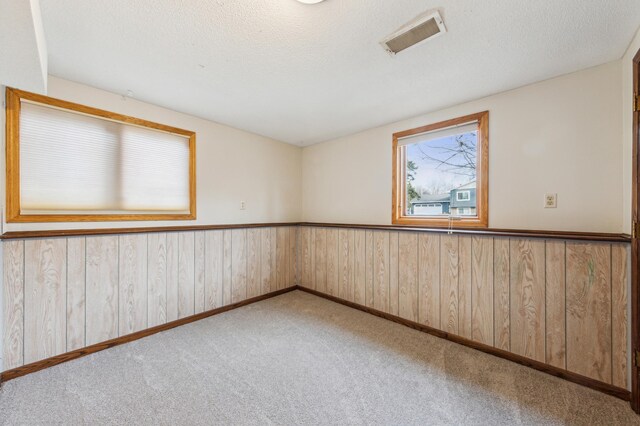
[392,216,488,228]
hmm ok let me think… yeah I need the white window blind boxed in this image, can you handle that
[397,122,478,147]
[19,101,191,215]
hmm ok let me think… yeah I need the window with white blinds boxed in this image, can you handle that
[6,89,195,222]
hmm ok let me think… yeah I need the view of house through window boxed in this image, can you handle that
[392,111,488,228]
[405,126,478,217]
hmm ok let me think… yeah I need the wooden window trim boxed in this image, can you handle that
[5,87,197,223]
[392,111,489,228]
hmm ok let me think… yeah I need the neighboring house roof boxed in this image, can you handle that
[456,180,476,190]
[412,181,477,207]
[411,193,451,204]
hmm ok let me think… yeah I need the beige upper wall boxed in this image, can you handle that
[622,27,640,234]
[1,77,303,232]
[302,61,624,233]
[0,51,632,234]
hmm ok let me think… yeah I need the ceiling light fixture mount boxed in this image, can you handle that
[296,0,326,4]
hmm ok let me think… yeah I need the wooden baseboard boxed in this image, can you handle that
[0,286,297,383]
[295,286,631,402]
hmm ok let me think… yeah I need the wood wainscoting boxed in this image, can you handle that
[1,223,632,401]
[297,226,631,395]
[2,226,298,375]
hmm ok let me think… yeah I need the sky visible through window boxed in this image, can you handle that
[406,131,477,216]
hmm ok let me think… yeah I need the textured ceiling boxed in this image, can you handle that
[39,0,640,146]
[0,0,48,93]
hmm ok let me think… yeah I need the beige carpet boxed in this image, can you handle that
[0,290,638,425]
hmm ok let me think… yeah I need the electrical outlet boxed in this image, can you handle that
[240,201,246,210]
[544,193,557,208]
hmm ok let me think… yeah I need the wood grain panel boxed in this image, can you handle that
[260,228,273,294]
[205,230,224,309]
[247,229,261,298]
[289,227,297,286]
[338,229,354,302]
[276,227,288,291]
[418,233,439,327]
[231,229,247,303]
[24,239,67,364]
[270,228,277,292]
[510,239,546,362]
[458,236,472,339]
[545,240,566,369]
[118,234,147,335]
[177,232,195,319]
[309,227,316,290]
[398,232,418,322]
[354,229,366,305]
[300,227,311,288]
[471,236,493,345]
[222,230,232,306]
[440,234,458,334]
[147,233,167,328]
[611,244,628,389]
[373,231,390,313]
[86,236,118,345]
[493,238,510,351]
[566,242,612,382]
[326,228,339,296]
[165,233,179,322]
[389,232,399,316]
[285,227,292,289]
[365,230,374,308]
[66,237,86,351]
[3,240,24,370]
[315,227,327,293]
[194,232,206,314]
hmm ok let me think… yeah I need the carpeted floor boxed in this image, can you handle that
[0,290,638,425]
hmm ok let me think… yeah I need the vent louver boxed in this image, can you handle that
[381,11,446,55]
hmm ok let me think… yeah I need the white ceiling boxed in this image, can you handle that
[0,0,48,93]
[39,0,640,146]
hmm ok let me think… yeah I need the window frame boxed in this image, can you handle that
[5,87,197,223]
[391,111,489,228]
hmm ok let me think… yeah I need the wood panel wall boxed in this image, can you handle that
[2,225,631,393]
[298,227,630,390]
[2,227,297,372]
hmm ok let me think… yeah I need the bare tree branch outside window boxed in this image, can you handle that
[416,133,477,180]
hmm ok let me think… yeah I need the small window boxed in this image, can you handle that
[6,88,196,222]
[392,111,488,228]
[456,191,470,201]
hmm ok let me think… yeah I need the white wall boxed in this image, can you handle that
[302,61,624,233]
[622,27,640,234]
[1,77,303,232]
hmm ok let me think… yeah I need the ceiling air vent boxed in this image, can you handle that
[381,10,446,55]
